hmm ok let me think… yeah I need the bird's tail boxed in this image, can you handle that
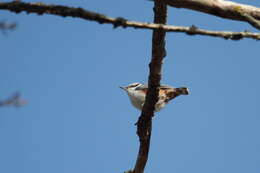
[166,87,189,102]
[176,87,189,95]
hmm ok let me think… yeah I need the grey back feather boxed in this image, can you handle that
[135,84,174,90]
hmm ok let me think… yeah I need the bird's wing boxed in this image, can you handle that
[136,84,174,90]
[159,85,174,89]
[135,84,174,94]
[136,84,173,89]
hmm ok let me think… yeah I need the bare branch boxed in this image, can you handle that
[0,2,259,40]
[133,1,167,173]
[238,10,260,30]
[0,21,17,34]
[160,0,260,30]
[175,25,260,40]
[0,92,27,107]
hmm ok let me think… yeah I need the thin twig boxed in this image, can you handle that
[0,92,27,107]
[239,11,260,30]
[0,2,259,40]
[133,1,167,173]
[0,21,17,34]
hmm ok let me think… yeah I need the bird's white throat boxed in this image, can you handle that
[127,88,145,111]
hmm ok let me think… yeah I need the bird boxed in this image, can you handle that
[120,82,189,112]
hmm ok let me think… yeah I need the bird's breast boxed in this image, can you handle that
[127,91,145,110]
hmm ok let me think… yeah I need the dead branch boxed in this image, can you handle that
[0,21,17,34]
[0,1,259,40]
[160,0,260,30]
[0,92,27,107]
[133,1,167,173]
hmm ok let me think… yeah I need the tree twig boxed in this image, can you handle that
[133,1,167,173]
[159,0,260,30]
[0,21,17,34]
[0,92,27,107]
[238,11,260,30]
[0,1,259,40]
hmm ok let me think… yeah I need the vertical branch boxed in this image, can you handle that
[133,1,167,173]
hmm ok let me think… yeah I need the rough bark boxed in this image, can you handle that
[133,1,167,173]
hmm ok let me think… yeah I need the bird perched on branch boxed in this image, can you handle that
[120,82,189,112]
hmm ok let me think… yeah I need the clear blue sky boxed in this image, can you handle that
[0,0,259,173]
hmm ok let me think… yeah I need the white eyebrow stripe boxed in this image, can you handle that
[135,85,147,90]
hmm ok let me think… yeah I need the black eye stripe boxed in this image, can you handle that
[128,83,140,88]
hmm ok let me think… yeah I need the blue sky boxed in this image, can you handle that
[0,0,259,173]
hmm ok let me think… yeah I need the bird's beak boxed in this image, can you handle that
[119,86,127,91]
